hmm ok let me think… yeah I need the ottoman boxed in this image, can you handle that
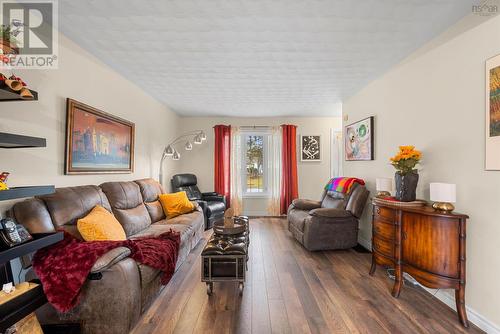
[201,216,249,295]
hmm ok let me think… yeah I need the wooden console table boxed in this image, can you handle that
[369,199,469,327]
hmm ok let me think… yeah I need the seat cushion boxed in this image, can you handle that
[287,208,310,233]
[130,223,192,285]
[206,201,225,215]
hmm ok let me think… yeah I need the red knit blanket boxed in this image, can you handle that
[32,231,180,313]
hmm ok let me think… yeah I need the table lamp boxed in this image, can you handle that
[430,182,456,212]
[376,177,392,197]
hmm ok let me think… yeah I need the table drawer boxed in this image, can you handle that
[373,205,395,222]
[373,219,395,240]
[373,237,394,258]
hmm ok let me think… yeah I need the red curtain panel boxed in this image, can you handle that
[214,125,231,207]
[280,124,298,214]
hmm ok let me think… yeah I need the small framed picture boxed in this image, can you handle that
[300,135,321,162]
[486,54,500,170]
[345,116,374,161]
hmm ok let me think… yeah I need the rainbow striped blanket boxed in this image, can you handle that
[325,177,365,194]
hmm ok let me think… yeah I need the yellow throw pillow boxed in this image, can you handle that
[159,191,195,219]
[77,205,126,241]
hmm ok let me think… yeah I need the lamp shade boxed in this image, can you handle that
[430,183,456,203]
[376,177,392,192]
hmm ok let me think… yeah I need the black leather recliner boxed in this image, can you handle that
[171,174,226,230]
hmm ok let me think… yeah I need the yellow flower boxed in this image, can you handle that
[399,145,415,153]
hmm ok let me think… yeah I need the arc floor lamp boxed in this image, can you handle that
[159,130,207,184]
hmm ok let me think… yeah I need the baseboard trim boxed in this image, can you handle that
[357,237,499,333]
[421,287,500,333]
[357,236,372,250]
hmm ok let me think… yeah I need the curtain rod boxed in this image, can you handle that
[239,125,271,129]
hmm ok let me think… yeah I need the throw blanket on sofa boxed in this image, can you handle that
[32,230,180,313]
[325,177,365,194]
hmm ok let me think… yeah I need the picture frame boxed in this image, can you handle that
[300,135,321,162]
[486,54,500,170]
[344,116,374,161]
[65,98,135,174]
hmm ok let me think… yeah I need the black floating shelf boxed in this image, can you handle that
[0,132,46,148]
[0,280,47,332]
[0,85,38,102]
[0,232,63,265]
[0,185,55,201]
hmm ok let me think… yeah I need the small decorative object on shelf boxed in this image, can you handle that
[0,172,9,191]
[0,74,34,100]
[430,182,456,212]
[375,177,392,197]
[390,146,422,202]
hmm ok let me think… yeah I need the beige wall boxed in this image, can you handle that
[0,33,180,213]
[177,117,342,215]
[342,14,500,329]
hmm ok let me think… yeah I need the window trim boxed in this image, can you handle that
[241,131,270,198]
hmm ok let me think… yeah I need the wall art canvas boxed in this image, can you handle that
[344,116,374,161]
[301,135,321,161]
[486,55,500,170]
[65,98,135,174]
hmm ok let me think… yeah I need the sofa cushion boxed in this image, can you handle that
[101,181,152,236]
[163,209,204,228]
[77,205,127,241]
[130,223,193,285]
[134,178,166,223]
[39,185,112,238]
[159,191,195,219]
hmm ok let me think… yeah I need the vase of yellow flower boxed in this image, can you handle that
[390,146,422,202]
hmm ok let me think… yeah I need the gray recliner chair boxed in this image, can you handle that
[287,183,370,251]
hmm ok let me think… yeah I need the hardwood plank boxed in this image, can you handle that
[132,218,484,334]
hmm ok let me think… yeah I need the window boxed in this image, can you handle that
[242,133,269,196]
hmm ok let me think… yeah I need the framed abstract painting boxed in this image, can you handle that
[486,55,500,170]
[65,98,135,174]
[300,135,321,161]
[344,116,374,161]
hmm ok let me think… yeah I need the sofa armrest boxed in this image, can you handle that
[309,208,353,218]
[292,199,322,210]
[90,247,131,274]
[202,192,218,197]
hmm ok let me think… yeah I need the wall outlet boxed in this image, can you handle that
[343,114,348,122]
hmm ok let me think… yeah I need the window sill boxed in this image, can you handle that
[242,193,270,199]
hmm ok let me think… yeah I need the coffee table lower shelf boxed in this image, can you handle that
[201,255,247,296]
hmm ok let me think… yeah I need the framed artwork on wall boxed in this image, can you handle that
[65,98,135,174]
[486,54,500,170]
[344,116,374,161]
[300,135,321,161]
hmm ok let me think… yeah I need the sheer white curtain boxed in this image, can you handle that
[267,126,282,216]
[230,126,243,215]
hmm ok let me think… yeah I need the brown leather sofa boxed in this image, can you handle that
[10,178,204,334]
[287,183,369,251]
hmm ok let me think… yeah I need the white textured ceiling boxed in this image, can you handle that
[59,0,473,117]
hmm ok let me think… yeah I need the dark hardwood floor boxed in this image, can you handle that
[131,218,483,334]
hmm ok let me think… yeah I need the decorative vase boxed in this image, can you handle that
[394,171,419,202]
